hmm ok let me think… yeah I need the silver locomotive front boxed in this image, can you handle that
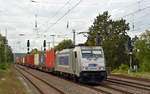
[75,46,107,83]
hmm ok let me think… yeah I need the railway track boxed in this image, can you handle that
[38,70,133,94]
[56,74,148,94]
[16,65,118,94]
[15,65,146,94]
[86,86,112,94]
[14,65,65,94]
[106,78,150,91]
[98,84,133,94]
[108,78,150,88]
[109,74,150,83]
[55,73,134,94]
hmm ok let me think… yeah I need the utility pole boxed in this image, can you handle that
[0,47,1,63]
[129,51,133,70]
[41,45,43,51]
[72,29,76,45]
[50,35,55,47]
[5,28,7,63]
[0,29,1,63]
[13,53,15,63]
[128,37,133,70]
[19,33,25,53]
[34,14,39,35]
[137,0,143,11]
[47,42,51,50]
[96,32,101,46]
[0,41,1,63]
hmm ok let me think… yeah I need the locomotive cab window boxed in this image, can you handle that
[81,49,103,58]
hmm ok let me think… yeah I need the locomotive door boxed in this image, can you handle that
[72,51,77,73]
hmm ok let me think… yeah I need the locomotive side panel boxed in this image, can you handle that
[55,49,74,74]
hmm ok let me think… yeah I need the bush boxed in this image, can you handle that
[112,69,119,73]
[0,62,12,70]
[139,58,150,72]
[112,64,129,73]
[6,62,12,68]
[0,63,7,70]
[119,64,129,72]
[131,69,136,72]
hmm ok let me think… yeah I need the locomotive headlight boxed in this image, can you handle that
[99,67,101,70]
[99,67,105,70]
[101,67,104,70]
[82,66,88,70]
[85,67,88,70]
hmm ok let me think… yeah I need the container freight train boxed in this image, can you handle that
[16,46,107,83]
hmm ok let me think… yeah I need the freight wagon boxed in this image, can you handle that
[45,50,55,72]
[34,54,39,68]
[24,56,28,65]
[17,57,21,64]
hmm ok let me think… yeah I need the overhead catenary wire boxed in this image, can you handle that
[133,23,150,31]
[116,0,150,34]
[29,0,150,43]
[119,5,150,19]
[38,0,72,29]
[48,0,72,20]
[44,0,83,32]
[126,9,150,23]
[112,0,149,21]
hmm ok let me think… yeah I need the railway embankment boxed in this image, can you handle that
[0,63,31,94]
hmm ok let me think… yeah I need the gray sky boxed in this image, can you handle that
[0,0,150,53]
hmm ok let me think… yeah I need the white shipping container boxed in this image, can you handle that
[34,54,39,65]
[23,57,25,64]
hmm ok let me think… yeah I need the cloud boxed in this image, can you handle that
[0,0,149,53]
[110,9,125,18]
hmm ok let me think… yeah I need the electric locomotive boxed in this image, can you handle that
[55,46,107,83]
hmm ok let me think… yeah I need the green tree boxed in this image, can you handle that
[30,48,38,54]
[54,39,73,50]
[87,11,130,70]
[0,34,13,63]
[135,30,150,72]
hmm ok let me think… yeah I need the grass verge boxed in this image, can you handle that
[0,63,31,94]
[112,71,150,79]
[111,64,150,79]
[125,72,150,79]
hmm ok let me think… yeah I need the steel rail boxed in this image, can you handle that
[106,79,150,91]
[15,65,65,94]
[108,78,150,88]
[14,66,45,94]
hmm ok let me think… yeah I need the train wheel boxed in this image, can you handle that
[73,76,79,82]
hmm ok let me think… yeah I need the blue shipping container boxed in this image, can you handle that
[39,53,45,67]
